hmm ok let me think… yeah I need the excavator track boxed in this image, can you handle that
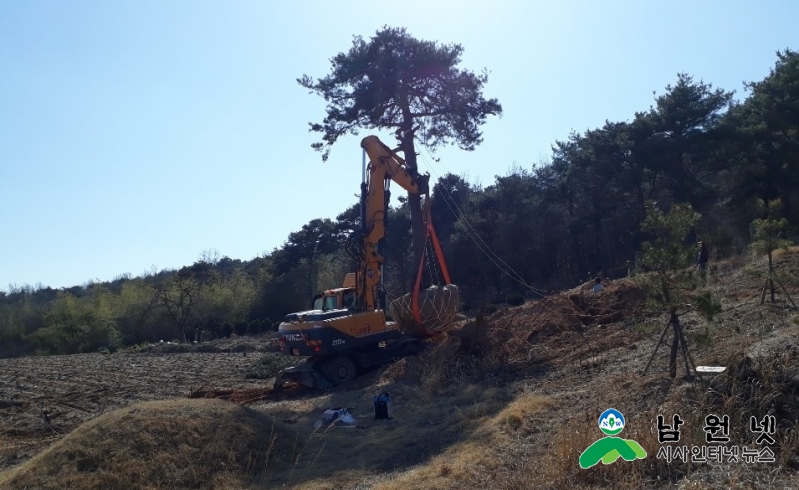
[273,357,333,392]
[273,336,425,391]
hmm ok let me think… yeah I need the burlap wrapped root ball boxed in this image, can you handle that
[389,284,461,336]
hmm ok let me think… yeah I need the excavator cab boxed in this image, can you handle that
[311,289,356,311]
[309,273,358,311]
[312,294,338,311]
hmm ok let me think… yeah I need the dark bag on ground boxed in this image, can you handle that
[373,392,393,420]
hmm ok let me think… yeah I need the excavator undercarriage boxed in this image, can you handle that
[273,334,425,390]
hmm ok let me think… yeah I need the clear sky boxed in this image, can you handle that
[1,0,797,290]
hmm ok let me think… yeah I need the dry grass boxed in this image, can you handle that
[0,398,296,490]
[521,345,799,489]
[373,393,553,490]
[768,244,799,259]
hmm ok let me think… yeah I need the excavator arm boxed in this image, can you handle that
[357,135,429,312]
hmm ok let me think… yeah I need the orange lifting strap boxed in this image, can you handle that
[410,197,452,324]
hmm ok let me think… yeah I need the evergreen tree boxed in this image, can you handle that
[640,201,720,378]
[299,26,502,269]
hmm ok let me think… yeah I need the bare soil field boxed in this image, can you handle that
[1,252,798,489]
[0,339,274,471]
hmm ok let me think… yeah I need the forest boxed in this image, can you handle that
[1,47,797,358]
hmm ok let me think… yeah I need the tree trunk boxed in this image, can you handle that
[668,309,679,378]
[408,193,427,279]
[779,179,793,224]
[768,250,775,303]
[593,198,604,274]
[566,194,586,280]
[398,126,428,288]
[669,336,679,377]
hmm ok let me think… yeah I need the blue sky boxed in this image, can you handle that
[1,0,797,290]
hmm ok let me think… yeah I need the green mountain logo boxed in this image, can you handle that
[579,408,647,469]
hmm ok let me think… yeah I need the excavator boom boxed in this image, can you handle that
[356,135,428,312]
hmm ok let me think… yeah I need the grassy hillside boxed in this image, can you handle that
[2,251,798,489]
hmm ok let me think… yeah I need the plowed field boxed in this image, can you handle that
[0,347,267,471]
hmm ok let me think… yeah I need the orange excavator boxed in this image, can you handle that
[274,135,459,390]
